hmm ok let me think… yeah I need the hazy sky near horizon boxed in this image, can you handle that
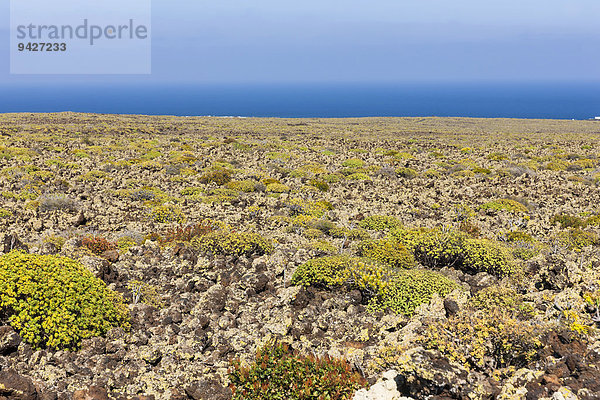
[1,0,599,84]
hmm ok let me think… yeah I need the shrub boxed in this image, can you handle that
[419,309,544,370]
[116,236,138,252]
[303,228,324,239]
[395,167,417,179]
[553,228,599,251]
[0,251,129,350]
[200,168,232,185]
[127,280,164,309]
[226,180,256,193]
[38,194,78,213]
[342,158,364,168]
[480,199,528,214]
[81,235,117,255]
[308,179,329,192]
[469,285,534,319]
[129,188,157,201]
[192,231,273,257]
[346,173,370,181]
[551,214,586,229]
[159,220,217,244]
[503,230,534,243]
[358,215,402,231]
[266,183,291,193]
[292,256,457,315]
[0,208,12,218]
[229,342,366,400]
[586,215,600,226]
[151,205,185,223]
[357,239,415,270]
[373,269,458,316]
[291,255,385,292]
[390,227,515,276]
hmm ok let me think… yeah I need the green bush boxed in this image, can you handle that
[395,167,417,179]
[357,239,415,270]
[554,228,599,251]
[551,214,586,229]
[358,215,402,231]
[0,251,130,350]
[469,285,534,319]
[266,183,291,193]
[308,179,329,192]
[419,308,543,370]
[374,269,458,316]
[342,158,364,168]
[480,199,528,214]
[292,256,457,315]
[390,227,515,276]
[229,342,366,400]
[151,204,185,223]
[200,167,233,185]
[192,231,273,257]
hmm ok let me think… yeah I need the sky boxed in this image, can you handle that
[1,0,599,84]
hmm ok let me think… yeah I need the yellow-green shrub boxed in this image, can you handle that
[373,269,458,316]
[358,215,402,231]
[357,239,415,270]
[395,167,417,179]
[480,199,528,214]
[0,251,129,350]
[151,204,185,223]
[553,228,599,251]
[390,227,515,276]
[266,183,291,193]
[192,231,273,257]
[292,256,457,315]
[419,309,543,370]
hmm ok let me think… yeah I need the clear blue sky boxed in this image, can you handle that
[1,0,599,84]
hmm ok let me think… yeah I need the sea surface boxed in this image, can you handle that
[0,82,599,119]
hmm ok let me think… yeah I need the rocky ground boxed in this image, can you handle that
[1,113,600,399]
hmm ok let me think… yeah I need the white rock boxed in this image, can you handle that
[352,370,414,400]
[552,387,578,400]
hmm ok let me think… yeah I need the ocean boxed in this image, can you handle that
[0,81,599,119]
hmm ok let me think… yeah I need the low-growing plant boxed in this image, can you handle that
[128,279,164,309]
[0,251,130,350]
[358,215,402,231]
[159,220,217,244]
[419,308,544,370]
[229,342,367,400]
[192,231,273,257]
[390,227,516,276]
[266,183,291,193]
[81,235,117,255]
[372,269,458,316]
[357,239,416,270]
[200,167,233,185]
[553,228,599,251]
[292,256,457,315]
[342,158,364,168]
[308,179,329,192]
[469,285,535,319]
[151,204,185,223]
[551,214,586,229]
[38,193,79,213]
[480,198,528,214]
[395,167,417,179]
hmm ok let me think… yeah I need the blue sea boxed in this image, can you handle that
[1,82,599,119]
